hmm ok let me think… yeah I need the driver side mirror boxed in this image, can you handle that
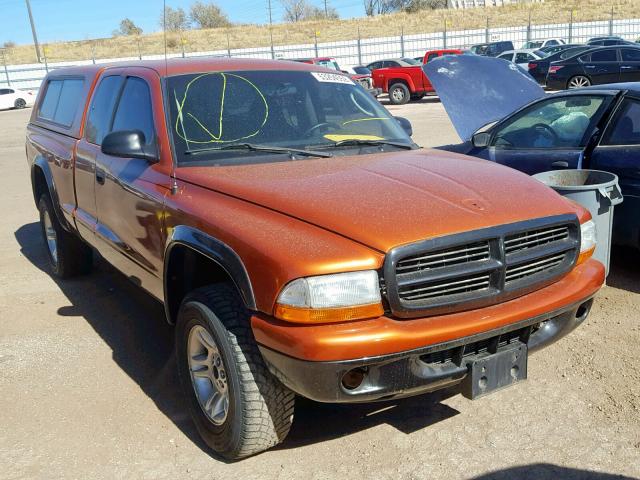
[101,130,158,163]
[472,132,491,148]
[395,116,413,137]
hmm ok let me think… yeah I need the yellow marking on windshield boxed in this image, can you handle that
[341,117,392,126]
[174,72,269,144]
[324,134,383,141]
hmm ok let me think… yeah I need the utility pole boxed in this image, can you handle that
[25,0,41,63]
[324,0,328,17]
[267,0,274,59]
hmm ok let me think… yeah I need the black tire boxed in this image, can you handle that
[14,98,27,109]
[176,284,295,460]
[389,82,410,105]
[38,194,92,278]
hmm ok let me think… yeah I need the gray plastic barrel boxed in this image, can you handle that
[533,170,623,276]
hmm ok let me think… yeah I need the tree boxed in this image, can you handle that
[190,1,230,29]
[281,0,339,22]
[363,0,443,15]
[112,18,142,37]
[160,6,190,31]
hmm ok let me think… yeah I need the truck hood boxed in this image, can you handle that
[424,55,545,141]
[175,149,574,253]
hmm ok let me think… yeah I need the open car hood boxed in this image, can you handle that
[424,55,545,141]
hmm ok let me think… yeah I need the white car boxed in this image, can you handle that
[0,87,35,110]
[497,49,547,66]
[523,38,566,49]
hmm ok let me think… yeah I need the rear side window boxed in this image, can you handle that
[590,49,617,62]
[111,77,155,145]
[85,75,123,145]
[38,78,84,127]
[426,53,439,63]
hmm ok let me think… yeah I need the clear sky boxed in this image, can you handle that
[0,0,365,45]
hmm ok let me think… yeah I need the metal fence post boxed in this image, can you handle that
[1,49,10,87]
[314,31,319,57]
[226,32,231,58]
[357,27,362,65]
[400,26,405,57]
[137,38,142,60]
[270,29,275,60]
[43,46,48,73]
[609,6,614,36]
[568,10,573,44]
[91,42,96,64]
[526,10,531,42]
[485,17,489,43]
[443,18,447,49]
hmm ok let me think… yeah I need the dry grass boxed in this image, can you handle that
[3,0,640,65]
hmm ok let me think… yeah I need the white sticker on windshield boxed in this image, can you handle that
[311,72,354,85]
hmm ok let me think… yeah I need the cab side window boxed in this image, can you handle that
[38,78,84,126]
[601,98,640,146]
[111,77,155,145]
[85,75,123,145]
[426,53,439,63]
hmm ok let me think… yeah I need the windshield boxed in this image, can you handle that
[524,41,543,49]
[316,59,341,71]
[167,70,412,165]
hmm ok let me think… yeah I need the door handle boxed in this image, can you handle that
[551,161,569,168]
[96,167,106,185]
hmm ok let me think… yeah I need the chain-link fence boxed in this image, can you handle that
[2,16,640,92]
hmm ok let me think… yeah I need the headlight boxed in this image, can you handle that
[274,270,383,324]
[578,219,596,264]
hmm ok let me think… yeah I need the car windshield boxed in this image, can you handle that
[402,58,421,65]
[316,59,341,71]
[524,41,543,49]
[167,70,412,165]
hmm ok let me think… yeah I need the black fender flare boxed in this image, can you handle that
[163,225,257,322]
[31,157,73,232]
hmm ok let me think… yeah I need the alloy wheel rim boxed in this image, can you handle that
[392,88,405,101]
[187,325,229,426]
[43,210,58,264]
[569,77,589,88]
[16,99,26,108]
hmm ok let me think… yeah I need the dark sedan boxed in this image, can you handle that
[425,55,640,249]
[527,45,590,85]
[546,45,640,89]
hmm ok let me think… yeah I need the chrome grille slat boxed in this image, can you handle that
[505,254,565,283]
[396,242,490,273]
[399,274,491,300]
[505,226,569,253]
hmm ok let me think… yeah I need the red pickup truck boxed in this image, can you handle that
[26,57,603,460]
[372,49,464,104]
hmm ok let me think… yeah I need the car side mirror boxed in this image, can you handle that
[101,130,158,163]
[395,116,413,137]
[472,132,491,148]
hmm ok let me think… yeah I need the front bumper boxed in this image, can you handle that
[260,296,595,403]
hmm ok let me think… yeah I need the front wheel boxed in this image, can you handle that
[14,98,27,109]
[567,75,591,89]
[176,284,295,460]
[389,83,410,105]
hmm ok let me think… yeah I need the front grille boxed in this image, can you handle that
[383,215,580,319]
[421,326,531,366]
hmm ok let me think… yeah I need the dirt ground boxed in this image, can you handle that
[0,100,639,480]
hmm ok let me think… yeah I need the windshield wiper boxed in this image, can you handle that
[321,139,415,150]
[185,143,333,158]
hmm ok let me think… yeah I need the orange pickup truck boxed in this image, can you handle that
[27,58,603,460]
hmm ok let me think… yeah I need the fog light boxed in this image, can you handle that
[342,367,367,390]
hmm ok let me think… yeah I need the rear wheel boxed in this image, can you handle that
[38,194,92,278]
[567,75,591,89]
[14,98,27,109]
[176,284,295,460]
[389,83,410,105]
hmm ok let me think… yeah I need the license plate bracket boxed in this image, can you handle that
[462,343,528,399]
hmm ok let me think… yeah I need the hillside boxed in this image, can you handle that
[3,0,640,65]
